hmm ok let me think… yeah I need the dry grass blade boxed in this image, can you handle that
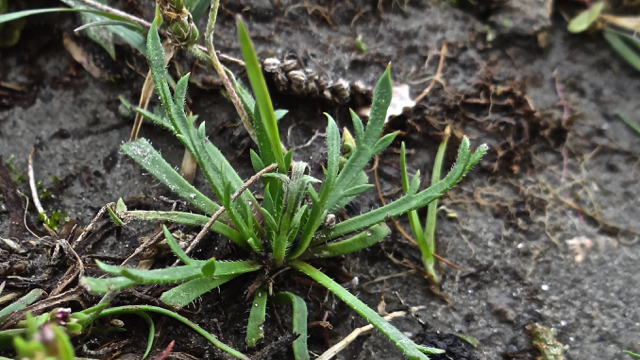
[316,306,426,360]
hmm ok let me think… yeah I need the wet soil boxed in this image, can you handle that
[2,1,640,359]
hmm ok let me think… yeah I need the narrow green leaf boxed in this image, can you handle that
[163,225,195,266]
[160,275,239,308]
[408,170,421,195]
[326,68,392,211]
[274,109,289,121]
[75,19,144,33]
[364,65,393,145]
[115,198,127,212]
[246,285,268,347]
[213,260,262,276]
[0,289,45,323]
[371,131,398,155]
[567,1,605,33]
[317,137,486,241]
[617,113,640,137]
[350,109,365,146]
[107,205,124,226]
[301,223,389,260]
[81,276,135,293]
[291,261,432,360]
[341,184,374,198]
[120,265,203,284]
[289,115,341,259]
[121,139,220,215]
[236,17,285,172]
[174,73,191,109]
[135,108,174,132]
[96,305,250,359]
[133,311,155,359]
[284,148,294,170]
[189,0,210,23]
[95,260,126,275]
[250,149,265,173]
[201,258,217,278]
[604,28,640,73]
[274,292,309,360]
[0,7,128,25]
[121,210,244,249]
[260,208,278,232]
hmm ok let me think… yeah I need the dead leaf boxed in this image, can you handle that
[62,33,102,78]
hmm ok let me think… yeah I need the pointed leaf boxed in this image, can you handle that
[246,285,268,347]
[160,275,239,308]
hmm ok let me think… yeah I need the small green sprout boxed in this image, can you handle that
[356,35,367,52]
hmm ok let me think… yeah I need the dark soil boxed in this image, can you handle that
[2,1,640,360]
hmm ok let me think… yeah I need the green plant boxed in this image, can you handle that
[400,126,451,285]
[567,1,640,73]
[625,349,640,359]
[79,15,487,360]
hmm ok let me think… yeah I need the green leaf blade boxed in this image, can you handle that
[236,17,285,172]
[246,285,268,347]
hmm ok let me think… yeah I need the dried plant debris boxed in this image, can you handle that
[419,331,480,360]
[565,236,592,263]
[260,52,373,107]
[526,323,564,360]
[387,64,571,173]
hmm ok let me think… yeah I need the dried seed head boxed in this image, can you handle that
[282,53,302,73]
[351,80,366,95]
[330,78,350,104]
[274,71,289,92]
[304,68,317,81]
[262,57,281,73]
[324,214,336,228]
[321,89,333,101]
[288,70,307,94]
[317,74,331,90]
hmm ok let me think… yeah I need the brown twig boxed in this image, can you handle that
[73,0,152,28]
[413,42,447,103]
[50,239,84,297]
[172,163,279,266]
[315,306,426,360]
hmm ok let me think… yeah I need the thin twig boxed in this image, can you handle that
[72,204,112,249]
[413,42,447,103]
[121,224,177,266]
[173,163,278,266]
[72,0,152,28]
[50,239,84,297]
[315,306,426,360]
[27,147,44,215]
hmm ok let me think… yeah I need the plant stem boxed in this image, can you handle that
[204,0,257,144]
[421,126,450,284]
[617,113,640,137]
[97,305,250,360]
